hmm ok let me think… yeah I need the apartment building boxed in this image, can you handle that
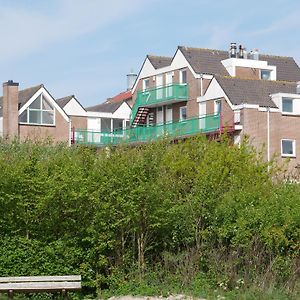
[77,43,300,173]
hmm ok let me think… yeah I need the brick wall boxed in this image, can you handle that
[236,67,260,79]
[242,108,300,174]
[71,116,87,130]
[19,109,70,143]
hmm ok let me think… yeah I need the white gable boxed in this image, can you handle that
[132,48,213,94]
[63,97,86,116]
[199,77,235,111]
[113,102,131,119]
[18,86,70,122]
[202,78,227,101]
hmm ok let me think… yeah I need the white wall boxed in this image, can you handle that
[221,58,277,80]
[113,102,131,119]
[271,93,300,115]
[200,78,227,102]
[63,98,86,116]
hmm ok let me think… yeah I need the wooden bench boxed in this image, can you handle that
[0,275,81,299]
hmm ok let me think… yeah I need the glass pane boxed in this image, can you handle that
[215,101,222,114]
[29,110,41,124]
[143,79,150,91]
[113,119,123,131]
[42,111,54,124]
[19,110,28,123]
[282,140,293,155]
[180,106,187,120]
[261,70,271,80]
[181,70,187,83]
[101,118,111,132]
[282,98,293,113]
[42,96,53,110]
[29,96,41,109]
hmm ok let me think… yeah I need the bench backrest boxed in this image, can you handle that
[0,275,81,293]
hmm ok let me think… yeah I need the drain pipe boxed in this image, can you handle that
[267,107,270,168]
[200,74,204,96]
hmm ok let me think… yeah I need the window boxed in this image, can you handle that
[214,100,222,114]
[260,70,271,80]
[142,78,150,91]
[180,70,187,84]
[281,139,296,157]
[147,112,154,126]
[179,106,187,121]
[19,94,54,125]
[101,118,111,132]
[282,98,293,113]
[113,119,123,131]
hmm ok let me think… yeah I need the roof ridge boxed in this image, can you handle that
[178,45,227,53]
[18,84,43,93]
[216,75,297,85]
[178,45,295,59]
[56,95,73,101]
[147,54,172,59]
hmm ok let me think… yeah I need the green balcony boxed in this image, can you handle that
[74,113,220,146]
[131,83,189,124]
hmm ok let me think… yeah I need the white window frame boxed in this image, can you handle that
[281,139,296,157]
[142,78,150,91]
[179,106,187,121]
[19,94,55,126]
[179,69,187,84]
[214,99,222,114]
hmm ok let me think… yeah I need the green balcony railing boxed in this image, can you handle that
[74,113,220,146]
[131,83,189,124]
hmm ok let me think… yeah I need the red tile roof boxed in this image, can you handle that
[106,90,132,104]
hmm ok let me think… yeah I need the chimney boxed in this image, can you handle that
[243,47,248,59]
[3,80,19,138]
[127,72,137,90]
[238,45,244,58]
[229,42,237,58]
[297,81,300,94]
[249,49,259,60]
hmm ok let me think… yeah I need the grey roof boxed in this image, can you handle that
[178,46,300,82]
[147,55,172,69]
[56,95,73,108]
[86,101,123,113]
[216,76,297,108]
[179,47,229,76]
[0,84,43,117]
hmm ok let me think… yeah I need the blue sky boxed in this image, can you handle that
[0,0,299,107]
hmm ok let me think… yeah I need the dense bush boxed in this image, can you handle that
[0,137,299,299]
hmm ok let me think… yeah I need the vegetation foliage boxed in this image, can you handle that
[0,137,299,299]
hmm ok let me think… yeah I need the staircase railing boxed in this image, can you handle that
[130,83,189,125]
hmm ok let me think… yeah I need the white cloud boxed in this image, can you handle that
[0,0,146,61]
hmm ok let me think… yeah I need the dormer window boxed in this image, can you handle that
[260,69,271,80]
[282,97,293,113]
[19,94,55,125]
